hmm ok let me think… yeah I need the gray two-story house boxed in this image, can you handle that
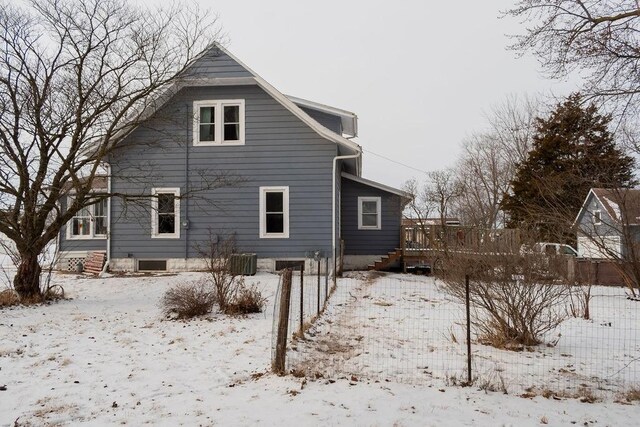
[57,44,409,275]
[574,188,640,259]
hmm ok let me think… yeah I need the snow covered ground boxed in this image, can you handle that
[1,271,639,426]
[289,273,639,398]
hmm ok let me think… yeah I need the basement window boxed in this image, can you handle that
[137,260,167,271]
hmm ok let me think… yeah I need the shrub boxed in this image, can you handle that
[440,252,571,348]
[0,288,19,307]
[224,282,266,315]
[160,280,215,319]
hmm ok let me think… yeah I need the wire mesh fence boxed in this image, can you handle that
[273,270,640,399]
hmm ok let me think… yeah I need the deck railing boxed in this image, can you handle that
[400,224,521,257]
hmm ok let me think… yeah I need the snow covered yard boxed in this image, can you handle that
[291,273,640,397]
[1,271,639,426]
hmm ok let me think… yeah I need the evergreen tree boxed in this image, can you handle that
[501,93,636,240]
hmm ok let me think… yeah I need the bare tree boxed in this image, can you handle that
[455,95,541,228]
[506,1,640,121]
[0,0,224,300]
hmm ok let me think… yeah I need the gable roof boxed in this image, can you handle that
[91,43,362,161]
[342,172,411,202]
[184,44,361,154]
[575,188,640,226]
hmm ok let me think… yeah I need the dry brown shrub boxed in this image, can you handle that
[440,251,571,348]
[224,282,266,315]
[160,280,215,319]
[0,288,19,307]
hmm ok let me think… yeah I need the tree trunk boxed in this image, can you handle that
[13,252,42,300]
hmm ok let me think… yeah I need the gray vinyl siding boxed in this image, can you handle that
[105,84,338,260]
[340,177,402,255]
[182,48,253,78]
[299,107,343,135]
[576,194,621,239]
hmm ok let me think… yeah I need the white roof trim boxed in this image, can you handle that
[573,189,596,228]
[88,44,362,157]
[342,172,411,199]
[286,95,358,138]
[215,44,361,153]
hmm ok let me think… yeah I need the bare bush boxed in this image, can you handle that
[0,288,19,307]
[197,231,243,312]
[160,280,215,319]
[224,281,266,315]
[441,252,572,348]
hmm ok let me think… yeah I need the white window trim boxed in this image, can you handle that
[259,186,289,239]
[593,209,602,225]
[66,197,108,240]
[193,99,245,146]
[358,196,381,230]
[151,187,181,239]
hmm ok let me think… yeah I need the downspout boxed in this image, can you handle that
[100,163,112,275]
[185,103,190,264]
[332,149,361,283]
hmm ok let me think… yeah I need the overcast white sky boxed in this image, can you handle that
[199,1,580,188]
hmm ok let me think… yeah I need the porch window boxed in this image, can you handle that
[193,100,245,146]
[260,186,289,238]
[358,197,381,230]
[151,188,180,239]
[68,198,108,239]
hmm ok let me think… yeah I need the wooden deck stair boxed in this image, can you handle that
[368,249,403,271]
[84,252,106,275]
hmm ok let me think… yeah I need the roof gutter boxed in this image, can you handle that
[332,150,362,283]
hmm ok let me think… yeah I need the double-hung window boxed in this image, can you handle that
[358,197,381,230]
[151,188,180,239]
[193,100,245,146]
[259,186,289,238]
[68,197,108,239]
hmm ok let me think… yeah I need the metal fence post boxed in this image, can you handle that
[299,266,304,334]
[317,259,321,316]
[465,274,472,384]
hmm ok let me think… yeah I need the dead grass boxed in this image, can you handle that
[521,386,599,403]
[615,387,640,404]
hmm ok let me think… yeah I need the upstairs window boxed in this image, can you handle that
[194,100,245,146]
[151,188,180,239]
[358,197,381,230]
[593,210,602,225]
[259,186,289,238]
[68,197,108,239]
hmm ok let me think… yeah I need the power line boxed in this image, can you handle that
[362,148,431,175]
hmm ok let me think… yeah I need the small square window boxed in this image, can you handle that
[358,197,381,230]
[194,100,244,146]
[68,197,108,239]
